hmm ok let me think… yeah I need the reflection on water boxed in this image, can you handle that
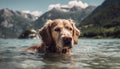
[0,39,120,69]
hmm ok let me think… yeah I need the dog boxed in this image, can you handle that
[24,19,80,54]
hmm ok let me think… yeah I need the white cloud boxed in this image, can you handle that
[48,4,61,10]
[48,0,88,10]
[22,10,42,17]
[68,0,88,8]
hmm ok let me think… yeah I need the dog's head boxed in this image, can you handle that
[39,19,80,54]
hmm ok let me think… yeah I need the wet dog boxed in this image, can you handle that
[24,19,80,54]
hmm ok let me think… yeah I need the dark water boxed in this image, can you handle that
[0,39,120,69]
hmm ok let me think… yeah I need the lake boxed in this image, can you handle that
[0,39,120,69]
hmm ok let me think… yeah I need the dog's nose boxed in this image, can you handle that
[62,37,72,45]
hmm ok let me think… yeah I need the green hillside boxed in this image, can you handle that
[79,0,120,38]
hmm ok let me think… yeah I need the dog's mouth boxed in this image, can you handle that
[56,37,73,54]
[56,45,72,54]
[63,40,72,48]
[62,47,70,54]
[61,40,72,54]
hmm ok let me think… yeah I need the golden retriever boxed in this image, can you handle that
[24,19,80,54]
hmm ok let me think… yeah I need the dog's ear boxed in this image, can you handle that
[39,20,54,46]
[73,26,80,44]
[69,19,80,44]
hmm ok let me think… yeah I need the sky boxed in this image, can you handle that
[0,0,105,16]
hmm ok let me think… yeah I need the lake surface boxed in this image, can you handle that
[0,39,120,69]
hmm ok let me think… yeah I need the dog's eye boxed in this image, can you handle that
[55,28,60,32]
[66,27,72,31]
[69,28,73,31]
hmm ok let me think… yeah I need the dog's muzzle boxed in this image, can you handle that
[62,37,72,48]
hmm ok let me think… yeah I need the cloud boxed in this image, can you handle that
[68,0,88,8]
[22,10,42,17]
[48,0,88,10]
[48,4,61,10]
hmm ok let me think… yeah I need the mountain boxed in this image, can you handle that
[79,0,120,38]
[0,8,37,38]
[34,6,96,29]
[0,6,96,38]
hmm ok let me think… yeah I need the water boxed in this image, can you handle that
[0,39,120,69]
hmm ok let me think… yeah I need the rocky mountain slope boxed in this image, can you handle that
[0,8,37,38]
[34,6,96,29]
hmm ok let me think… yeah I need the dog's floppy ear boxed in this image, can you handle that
[39,20,54,46]
[73,26,80,44]
[69,19,80,44]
